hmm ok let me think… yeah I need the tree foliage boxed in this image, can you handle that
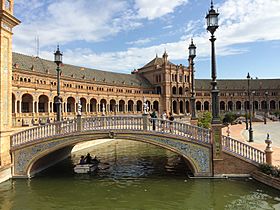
[223,112,238,124]
[198,111,212,129]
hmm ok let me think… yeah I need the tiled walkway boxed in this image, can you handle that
[222,121,280,166]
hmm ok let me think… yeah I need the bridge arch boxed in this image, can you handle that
[14,132,210,178]
[11,117,212,178]
[11,116,266,178]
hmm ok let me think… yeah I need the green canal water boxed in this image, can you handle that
[0,140,280,210]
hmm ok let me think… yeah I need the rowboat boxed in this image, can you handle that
[74,163,98,174]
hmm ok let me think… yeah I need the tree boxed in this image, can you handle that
[198,112,212,129]
[223,112,237,124]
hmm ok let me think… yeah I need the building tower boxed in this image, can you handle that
[0,0,20,182]
[161,50,171,114]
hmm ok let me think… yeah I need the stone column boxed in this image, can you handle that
[15,100,19,113]
[36,101,39,113]
[32,101,35,113]
[19,100,22,113]
[47,101,51,113]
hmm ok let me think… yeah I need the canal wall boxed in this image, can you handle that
[0,165,12,183]
[252,171,280,191]
[214,151,259,177]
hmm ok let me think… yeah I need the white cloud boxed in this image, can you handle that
[12,0,280,75]
[126,38,154,46]
[13,0,139,53]
[217,0,280,44]
[134,0,188,20]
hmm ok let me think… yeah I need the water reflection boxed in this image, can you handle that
[0,140,279,210]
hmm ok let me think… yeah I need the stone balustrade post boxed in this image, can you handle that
[77,114,82,132]
[142,113,148,131]
[56,122,62,135]
[265,133,273,165]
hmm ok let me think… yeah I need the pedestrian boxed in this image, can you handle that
[169,112,174,133]
[150,109,157,130]
[161,110,167,131]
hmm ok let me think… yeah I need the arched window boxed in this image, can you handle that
[196,101,202,111]
[172,87,177,95]
[179,87,183,95]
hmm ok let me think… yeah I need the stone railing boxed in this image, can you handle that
[148,118,211,144]
[11,115,211,148]
[82,116,144,131]
[81,116,210,144]
[11,119,78,147]
[221,135,266,164]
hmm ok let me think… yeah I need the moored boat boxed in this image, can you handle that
[74,163,98,174]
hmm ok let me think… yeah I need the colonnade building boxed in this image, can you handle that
[12,51,280,127]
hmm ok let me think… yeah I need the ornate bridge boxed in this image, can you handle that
[10,115,266,178]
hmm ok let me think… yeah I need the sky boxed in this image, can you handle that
[13,0,280,79]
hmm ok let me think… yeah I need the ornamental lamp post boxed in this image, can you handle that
[247,73,253,142]
[206,0,220,124]
[264,91,269,124]
[252,90,256,117]
[54,45,63,122]
[189,39,197,121]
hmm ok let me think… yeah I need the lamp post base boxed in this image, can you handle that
[249,129,253,142]
[190,118,198,126]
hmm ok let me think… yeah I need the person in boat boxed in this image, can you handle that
[92,156,100,164]
[79,155,85,164]
[85,153,93,164]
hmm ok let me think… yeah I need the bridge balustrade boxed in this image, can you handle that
[82,116,144,131]
[11,119,78,147]
[11,115,211,148]
[221,135,265,164]
[10,115,269,167]
[150,118,211,144]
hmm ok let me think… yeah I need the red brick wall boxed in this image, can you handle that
[214,152,259,175]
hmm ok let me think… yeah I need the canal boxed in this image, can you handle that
[0,140,280,210]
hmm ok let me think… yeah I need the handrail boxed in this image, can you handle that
[221,135,265,164]
[148,118,211,144]
[11,119,77,147]
[10,115,211,148]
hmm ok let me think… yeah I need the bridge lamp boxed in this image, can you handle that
[264,91,269,124]
[252,91,256,116]
[247,73,253,142]
[54,45,63,122]
[206,0,220,124]
[206,0,219,35]
[188,39,197,121]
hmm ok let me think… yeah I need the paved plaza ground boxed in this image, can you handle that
[223,121,280,166]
